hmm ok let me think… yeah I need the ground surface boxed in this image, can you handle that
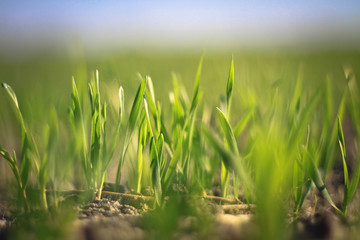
[1,193,358,240]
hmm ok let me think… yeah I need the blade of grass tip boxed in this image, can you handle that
[119,86,124,121]
[302,146,343,215]
[1,83,19,108]
[115,77,147,189]
[226,56,234,116]
[147,76,156,104]
[0,146,23,193]
[0,145,14,166]
[1,83,26,133]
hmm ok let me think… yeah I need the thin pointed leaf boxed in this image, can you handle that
[226,56,234,115]
[0,145,14,165]
[338,117,349,196]
[2,82,19,108]
[190,54,204,112]
[337,116,346,157]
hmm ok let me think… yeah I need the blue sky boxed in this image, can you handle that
[1,1,360,56]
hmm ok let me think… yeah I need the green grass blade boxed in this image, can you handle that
[1,83,19,110]
[0,147,22,189]
[1,82,27,140]
[337,116,346,158]
[158,134,166,177]
[226,56,234,116]
[216,108,239,154]
[0,145,14,165]
[338,117,349,189]
[136,114,147,193]
[147,76,156,105]
[337,117,351,213]
[190,54,204,113]
[126,77,147,142]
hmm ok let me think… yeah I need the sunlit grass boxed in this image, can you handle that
[1,51,360,239]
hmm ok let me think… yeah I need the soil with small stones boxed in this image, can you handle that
[0,190,359,240]
[71,197,255,240]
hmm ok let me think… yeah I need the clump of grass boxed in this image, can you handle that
[69,70,124,198]
[0,83,49,210]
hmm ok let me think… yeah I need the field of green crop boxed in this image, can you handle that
[1,50,360,239]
